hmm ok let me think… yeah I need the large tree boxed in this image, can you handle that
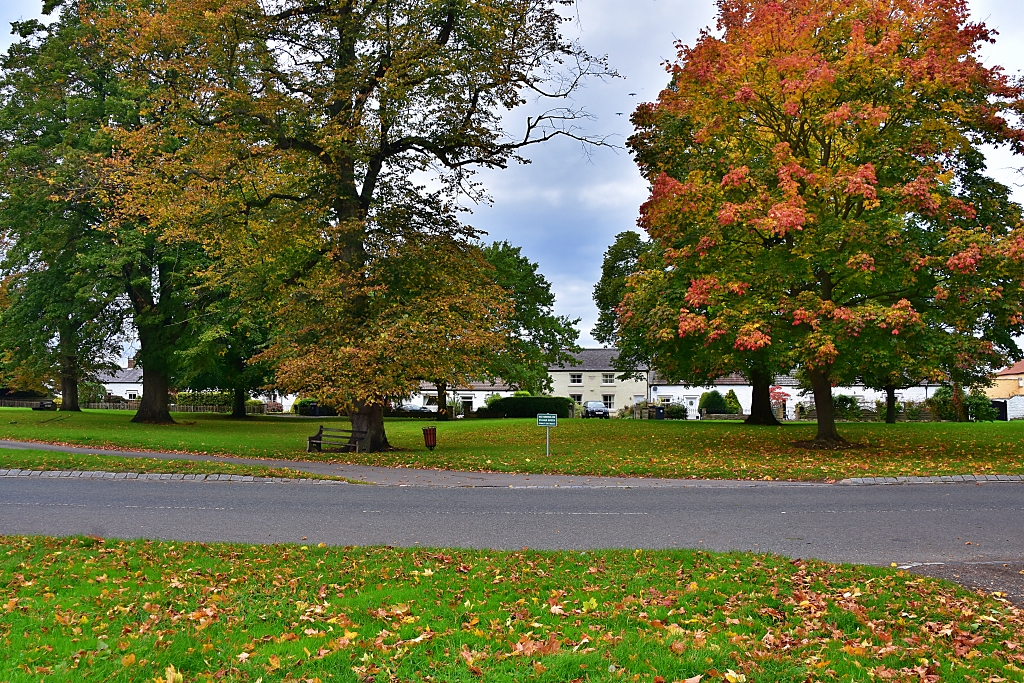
[628,0,1024,445]
[0,6,130,411]
[0,1,214,424]
[93,0,610,450]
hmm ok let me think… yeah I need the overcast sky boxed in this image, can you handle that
[2,1,1022,348]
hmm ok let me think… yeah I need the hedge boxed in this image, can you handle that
[484,396,575,418]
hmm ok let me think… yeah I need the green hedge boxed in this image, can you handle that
[485,396,575,418]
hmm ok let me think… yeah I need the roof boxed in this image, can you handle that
[998,360,1024,376]
[96,367,143,384]
[418,380,513,392]
[549,348,621,372]
[651,372,801,388]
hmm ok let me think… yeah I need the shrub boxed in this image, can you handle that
[966,390,999,422]
[486,396,575,418]
[484,393,503,408]
[927,386,962,421]
[292,398,338,416]
[664,403,688,420]
[513,390,532,397]
[176,391,234,407]
[698,390,729,415]
[723,390,741,414]
[832,394,861,421]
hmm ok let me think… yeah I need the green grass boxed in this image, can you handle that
[2,537,1022,682]
[0,449,358,483]
[2,408,1024,481]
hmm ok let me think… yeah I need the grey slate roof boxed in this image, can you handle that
[549,348,621,372]
[95,367,143,384]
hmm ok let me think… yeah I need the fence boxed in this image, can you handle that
[81,402,268,414]
[0,399,50,409]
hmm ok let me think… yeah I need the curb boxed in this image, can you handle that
[837,474,1024,485]
[0,469,348,485]
[2,468,1023,487]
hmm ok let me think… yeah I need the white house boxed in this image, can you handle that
[405,380,516,414]
[651,372,944,419]
[97,366,144,400]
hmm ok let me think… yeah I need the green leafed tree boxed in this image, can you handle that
[482,241,580,395]
[0,7,129,410]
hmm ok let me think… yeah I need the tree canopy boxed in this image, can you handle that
[626,0,1024,444]
[83,0,609,449]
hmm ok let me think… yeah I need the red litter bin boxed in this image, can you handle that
[423,426,437,451]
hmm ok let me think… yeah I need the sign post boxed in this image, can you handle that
[537,413,558,456]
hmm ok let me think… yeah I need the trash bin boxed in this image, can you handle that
[654,406,665,420]
[423,426,437,451]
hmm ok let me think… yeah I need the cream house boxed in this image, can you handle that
[548,349,648,412]
[988,360,1024,399]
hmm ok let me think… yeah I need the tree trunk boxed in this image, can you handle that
[885,385,897,424]
[131,321,174,424]
[131,365,173,424]
[59,355,81,411]
[434,381,449,421]
[807,366,845,445]
[230,386,247,419]
[745,369,780,426]
[351,401,389,452]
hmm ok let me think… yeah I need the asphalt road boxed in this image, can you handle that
[1,477,1022,568]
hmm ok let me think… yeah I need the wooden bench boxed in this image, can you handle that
[307,425,368,453]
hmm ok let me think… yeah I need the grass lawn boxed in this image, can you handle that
[1,408,1024,481]
[2,537,1022,683]
[0,449,356,483]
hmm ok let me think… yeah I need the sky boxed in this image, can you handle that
[2,0,1023,348]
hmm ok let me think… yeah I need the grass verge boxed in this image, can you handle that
[2,536,1022,682]
[2,409,1024,481]
[0,449,356,483]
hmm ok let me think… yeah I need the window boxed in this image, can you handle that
[569,373,583,385]
[602,394,615,409]
[569,394,583,404]
[127,391,138,400]
[602,373,615,385]
[659,396,672,405]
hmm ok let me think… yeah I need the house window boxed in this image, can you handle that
[602,394,615,410]
[659,396,672,405]
[127,391,138,400]
[569,393,583,404]
[569,373,583,385]
[602,373,615,385]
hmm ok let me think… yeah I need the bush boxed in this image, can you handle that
[927,386,962,421]
[723,390,742,414]
[903,400,924,421]
[176,391,234,407]
[664,403,688,420]
[832,394,861,421]
[292,398,338,416]
[698,391,729,415]
[966,390,999,422]
[486,396,575,418]
[484,393,503,408]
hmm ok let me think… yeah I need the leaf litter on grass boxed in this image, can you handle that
[2,536,1023,682]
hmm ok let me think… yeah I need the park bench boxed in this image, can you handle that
[307,425,368,453]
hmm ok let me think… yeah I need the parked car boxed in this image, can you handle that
[400,404,432,412]
[582,400,610,419]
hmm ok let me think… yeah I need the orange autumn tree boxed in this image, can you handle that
[91,0,610,450]
[627,0,1024,445]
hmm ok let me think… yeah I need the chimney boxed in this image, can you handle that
[127,359,135,369]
